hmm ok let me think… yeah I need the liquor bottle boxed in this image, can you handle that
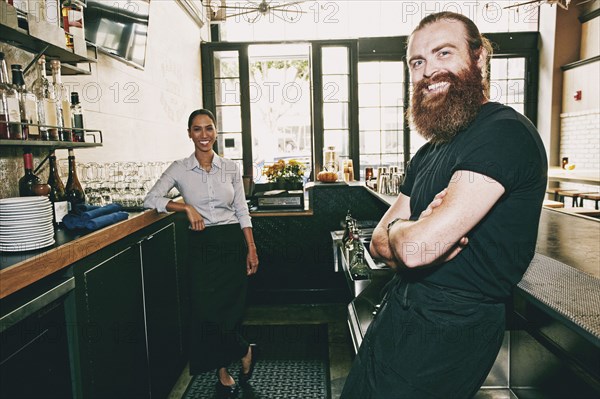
[31,56,57,141]
[341,210,354,246]
[0,52,23,139]
[47,151,69,224]
[65,149,85,209]
[70,91,85,142]
[12,64,41,141]
[349,249,370,280]
[18,149,42,196]
[50,59,71,141]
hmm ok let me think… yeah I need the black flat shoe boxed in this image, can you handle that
[239,344,259,384]
[216,370,239,398]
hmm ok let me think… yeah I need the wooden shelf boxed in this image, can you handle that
[0,139,102,149]
[0,3,96,75]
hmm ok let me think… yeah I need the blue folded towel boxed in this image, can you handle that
[63,204,128,230]
[74,204,101,214]
[81,203,123,220]
[84,211,129,231]
[62,213,87,230]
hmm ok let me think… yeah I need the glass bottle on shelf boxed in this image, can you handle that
[12,64,41,141]
[18,149,42,196]
[341,210,354,246]
[349,248,370,280]
[65,149,86,209]
[50,59,71,141]
[70,91,85,142]
[0,52,23,140]
[32,56,57,141]
[47,151,69,224]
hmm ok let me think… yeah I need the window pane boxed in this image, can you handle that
[215,78,241,106]
[381,130,402,153]
[358,108,381,131]
[218,133,243,159]
[359,84,380,107]
[380,83,403,107]
[216,106,241,133]
[507,79,525,104]
[491,58,507,79]
[488,80,506,103]
[359,130,381,154]
[323,103,349,129]
[322,47,349,74]
[380,62,403,83]
[508,58,525,79]
[214,51,239,78]
[381,107,402,130]
[324,130,349,158]
[323,75,349,103]
[381,153,402,168]
[358,62,380,83]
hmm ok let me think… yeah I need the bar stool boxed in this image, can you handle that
[542,199,565,209]
[557,190,592,207]
[579,193,600,210]
[546,187,563,201]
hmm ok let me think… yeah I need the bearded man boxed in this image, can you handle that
[341,12,547,399]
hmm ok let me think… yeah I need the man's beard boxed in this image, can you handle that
[409,61,486,143]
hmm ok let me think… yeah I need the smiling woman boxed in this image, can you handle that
[144,108,260,394]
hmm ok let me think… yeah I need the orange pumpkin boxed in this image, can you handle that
[317,171,338,183]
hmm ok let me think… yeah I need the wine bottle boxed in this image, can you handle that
[18,149,41,196]
[349,249,370,280]
[65,148,85,209]
[12,64,40,141]
[31,56,57,141]
[70,91,85,142]
[47,151,69,224]
[50,59,71,141]
[0,52,23,140]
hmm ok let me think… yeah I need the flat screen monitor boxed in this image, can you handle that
[83,0,150,69]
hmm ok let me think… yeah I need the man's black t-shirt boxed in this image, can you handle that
[400,102,548,300]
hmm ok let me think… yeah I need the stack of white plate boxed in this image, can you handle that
[0,196,55,252]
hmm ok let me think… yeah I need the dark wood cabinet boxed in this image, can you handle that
[0,293,73,399]
[140,222,186,398]
[72,215,188,398]
[78,245,149,398]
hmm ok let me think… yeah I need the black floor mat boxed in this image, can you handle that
[183,324,330,399]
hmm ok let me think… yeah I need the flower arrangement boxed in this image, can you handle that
[263,159,306,186]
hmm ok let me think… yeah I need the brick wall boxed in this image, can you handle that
[560,110,600,171]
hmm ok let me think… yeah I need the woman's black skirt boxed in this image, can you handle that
[188,223,249,374]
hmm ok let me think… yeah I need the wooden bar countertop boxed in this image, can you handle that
[0,208,173,300]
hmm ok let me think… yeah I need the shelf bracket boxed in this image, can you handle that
[23,45,49,76]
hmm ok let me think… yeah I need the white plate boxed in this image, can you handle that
[0,196,49,205]
[0,215,53,225]
[0,209,53,219]
[0,219,53,228]
[0,222,53,234]
[0,230,54,243]
[0,223,53,235]
[0,203,52,215]
[0,237,55,252]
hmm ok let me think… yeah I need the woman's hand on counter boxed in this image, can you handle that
[185,204,206,231]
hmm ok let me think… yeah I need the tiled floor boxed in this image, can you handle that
[168,303,353,399]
